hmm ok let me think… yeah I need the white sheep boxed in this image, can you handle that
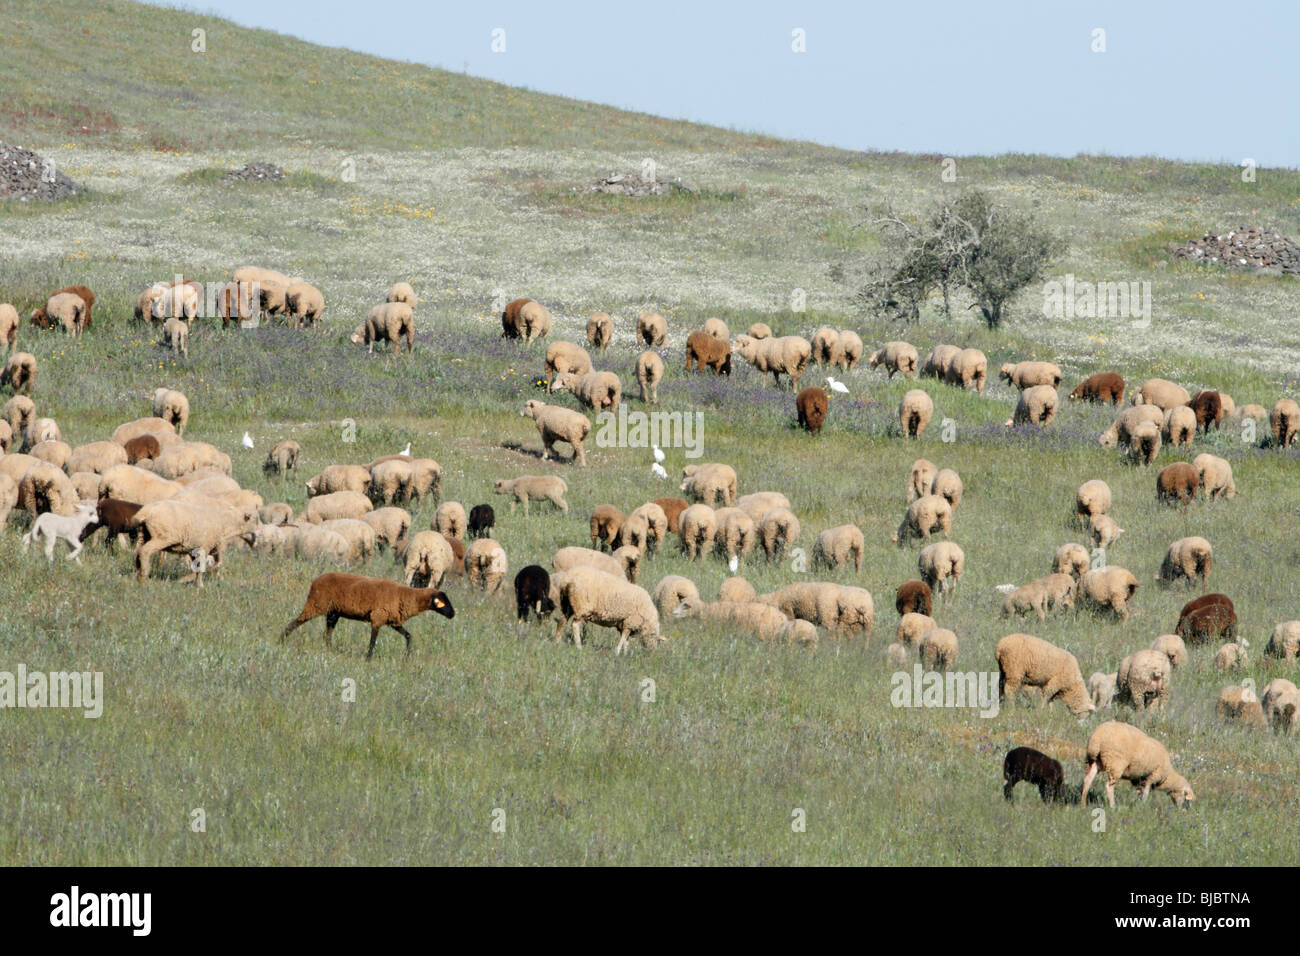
[552,565,661,653]
[1080,721,1194,807]
[21,502,99,563]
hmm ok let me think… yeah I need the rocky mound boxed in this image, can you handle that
[0,142,81,201]
[1174,226,1299,275]
[574,171,698,197]
[222,161,285,183]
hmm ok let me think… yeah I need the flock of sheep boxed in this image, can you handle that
[3,275,1299,811]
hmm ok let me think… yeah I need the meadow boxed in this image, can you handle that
[0,0,1297,865]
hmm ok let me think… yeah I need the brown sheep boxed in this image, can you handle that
[280,572,454,659]
[123,434,162,465]
[1176,594,1236,645]
[1156,462,1200,507]
[796,386,828,435]
[33,285,96,330]
[652,497,689,534]
[1189,390,1224,431]
[895,579,933,616]
[1068,372,1125,405]
[684,331,731,375]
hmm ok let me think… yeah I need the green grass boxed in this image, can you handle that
[0,0,1297,866]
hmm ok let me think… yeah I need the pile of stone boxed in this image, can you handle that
[1174,226,1299,275]
[574,171,698,197]
[0,142,81,201]
[222,161,285,183]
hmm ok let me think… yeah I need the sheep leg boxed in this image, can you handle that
[135,538,165,581]
[64,537,84,563]
[364,624,384,659]
[571,620,583,648]
[393,624,414,656]
[1079,762,1099,806]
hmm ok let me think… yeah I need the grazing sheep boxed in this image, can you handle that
[908,459,937,501]
[589,505,625,551]
[521,400,590,467]
[280,572,454,659]
[22,503,98,563]
[746,322,772,339]
[734,491,787,525]
[944,348,987,393]
[262,439,300,477]
[918,541,964,599]
[552,369,621,412]
[1098,404,1164,448]
[70,473,102,501]
[1150,634,1188,670]
[898,389,933,439]
[304,490,373,524]
[868,341,918,379]
[1077,566,1140,623]
[149,281,200,324]
[680,462,737,507]
[552,566,661,653]
[919,627,958,671]
[757,581,874,638]
[130,499,258,581]
[1234,403,1268,421]
[493,475,568,515]
[1188,390,1224,431]
[1003,747,1065,804]
[796,386,828,435]
[432,501,468,538]
[1260,679,1300,734]
[718,576,757,603]
[386,282,416,307]
[586,312,613,352]
[122,434,161,465]
[999,361,1062,390]
[995,632,1094,716]
[22,417,60,452]
[1,352,36,395]
[1217,393,1236,418]
[653,574,700,618]
[1088,672,1118,710]
[1069,372,1126,405]
[837,330,863,371]
[163,317,188,358]
[809,327,842,368]
[402,530,455,587]
[317,518,378,562]
[81,497,142,551]
[812,524,864,573]
[920,344,959,380]
[1080,722,1194,808]
[1075,480,1112,529]
[1176,594,1236,645]
[620,503,668,555]
[885,642,910,667]
[214,280,255,327]
[712,507,757,563]
[1088,513,1124,551]
[1216,685,1265,728]
[514,565,556,622]
[893,495,952,546]
[1131,378,1190,411]
[672,597,795,643]
[702,317,729,340]
[1001,573,1075,621]
[284,282,325,327]
[635,350,664,404]
[151,388,190,436]
[29,439,71,469]
[1116,649,1172,712]
[678,504,717,560]
[895,580,933,616]
[97,463,182,506]
[544,341,593,385]
[465,538,509,594]
[501,297,532,339]
[0,303,18,354]
[757,507,800,562]
[363,302,415,354]
[1214,642,1247,671]
[1160,405,1196,450]
[1007,385,1058,428]
[897,612,936,649]
[929,468,963,509]
[1158,536,1212,591]
[109,416,175,447]
[46,292,87,338]
[307,464,372,498]
[1156,462,1200,506]
[731,334,811,391]
[635,312,666,347]
[516,301,552,343]
[150,442,231,481]
[259,502,294,526]
[1265,621,1300,661]
[17,461,78,516]
[402,458,442,506]
[1193,454,1236,500]
[368,459,414,506]
[467,504,494,539]
[1270,398,1299,448]
[360,506,410,552]
[685,331,732,375]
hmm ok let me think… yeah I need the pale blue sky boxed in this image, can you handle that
[165,0,1299,167]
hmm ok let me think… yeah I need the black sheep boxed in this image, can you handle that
[514,565,555,622]
[1003,746,1065,804]
[467,504,495,539]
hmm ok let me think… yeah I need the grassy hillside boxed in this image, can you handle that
[0,0,1297,865]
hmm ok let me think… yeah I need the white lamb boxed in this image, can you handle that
[22,503,99,563]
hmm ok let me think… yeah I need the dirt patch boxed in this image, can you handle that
[1174,226,1299,275]
[222,161,285,183]
[572,170,698,197]
[0,142,81,201]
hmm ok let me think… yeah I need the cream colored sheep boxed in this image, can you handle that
[1001,573,1075,621]
[1271,399,1300,448]
[0,303,18,354]
[757,582,874,638]
[812,524,864,573]
[1088,513,1124,551]
[292,525,351,563]
[712,507,757,563]
[1131,378,1190,411]
[718,576,757,603]
[552,369,621,412]
[305,490,373,523]
[130,498,258,581]
[1236,403,1267,421]
[731,334,811,391]
[17,461,78,516]
[553,565,660,653]
[22,417,60,451]
[837,330,863,371]
[868,341,919,379]
[945,348,987,393]
[586,312,613,352]
[493,475,568,516]
[680,462,737,507]
[810,327,842,368]
[1053,542,1091,579]
[893,494,952,546]
[757,507,800,562]
[109,416,176,447]
[1265,621,1300,661]
[746,322,772,339]
[1116,649,1171,712]
[361,506,411,551]
[1080,722,1194,807]
[635,312,666,347]
[929,468,963,509]
[163,317,188,358]
[1214,642,1248,671]
[70,472,101,501]
[636,350,664,404]
[908,459,937,501]
[465,538,509,594]
[318,518,377,562]
[1216,684,1264,728]
[432,501,467,538]
[0,453,38,487]
[920,344,959,379]
[918,627,958,671]
[1193,453,1236,500]
[897,612,936,650]
[998,361,1062,390]
[29,439,71,469]
[0,420,10,454]
[368,459,413,505]
[1075,479,1111,529]
[306,464,371,498]
[544,341,593,385]
[1088,672,1117,710]
[363,302,415,354]
[151,388,190,436]
[1006,385,1058,427]
[1157,536,1212,591]
[386,282,416,306]
[702,317,729,340]
[1261,679,1300,734]
[553,545,640,583]
[2,395,34,438]
[1098,404,1164,448]
[672,597,803,643]
[521,400,590,467]
[995,632,1094,716]
[1,352,35,396]
[150,283,199,324]
[735,491,788,525]
[1125,421,1161,466]
[620,503,668,554]
[47,292,87,338]
[259,502,294,526]
[653,575,700,618]
[516,301,552,343]
[898,389,933,439]
[1077,566,1140,622]
[1160,405,1196,450]
[284,282,325,327]
[918,541,964,597]
[150,442,230,481]
[0,471,17,525]
[97,464,182,506]
[1150,634,1188,670]
[677,504,717,560]
[403,530,455,587]
[404,457,443,505]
